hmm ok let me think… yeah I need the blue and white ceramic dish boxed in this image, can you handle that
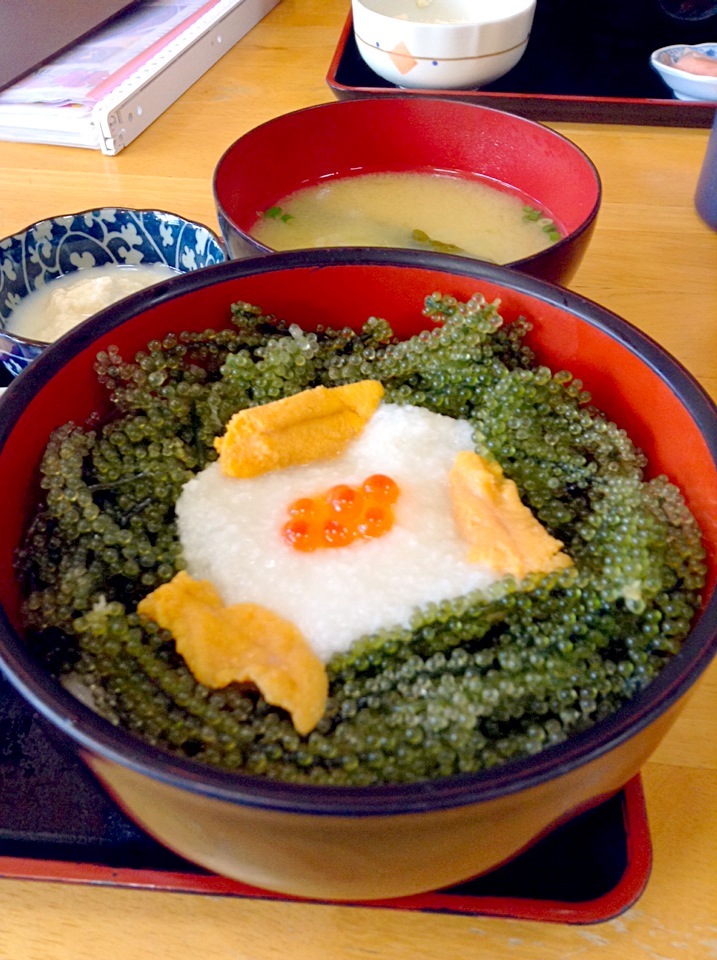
[0,208,226,378]
[650,43,717,101]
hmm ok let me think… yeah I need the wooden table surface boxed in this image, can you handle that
[1,1,716,957]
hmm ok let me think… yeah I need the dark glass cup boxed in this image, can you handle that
[695,109,717,231]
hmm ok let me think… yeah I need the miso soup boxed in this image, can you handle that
[251,171,562,264]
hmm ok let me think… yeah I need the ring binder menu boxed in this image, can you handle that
[0,0,281,154]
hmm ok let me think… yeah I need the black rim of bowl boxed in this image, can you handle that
[212,96,602,274]
[0,247,715,817]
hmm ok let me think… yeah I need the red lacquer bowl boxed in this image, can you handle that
[0,249,715,901]
[213,98,601,286]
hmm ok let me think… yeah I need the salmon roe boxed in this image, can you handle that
[282,474,399,552]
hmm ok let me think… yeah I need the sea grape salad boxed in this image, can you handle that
[16,293,706,785]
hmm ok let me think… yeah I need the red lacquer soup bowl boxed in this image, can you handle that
[0,249,715,901]
[213,97,601,287]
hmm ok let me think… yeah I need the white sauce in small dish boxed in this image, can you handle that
[7,262,178,343]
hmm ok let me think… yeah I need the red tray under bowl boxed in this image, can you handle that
[0,669,651,923]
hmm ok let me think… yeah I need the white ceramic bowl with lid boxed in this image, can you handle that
[351,0,537,90]
[650,43,717,101]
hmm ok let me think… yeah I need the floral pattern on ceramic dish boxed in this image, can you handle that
[0,207,225,376]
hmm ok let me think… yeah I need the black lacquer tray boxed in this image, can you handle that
[327,2,717,127]
[0,672,651,922]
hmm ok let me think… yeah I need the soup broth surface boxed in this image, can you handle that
[251,172,562,264]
